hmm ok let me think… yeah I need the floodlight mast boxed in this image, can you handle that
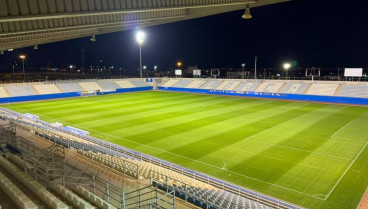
[19,55,26,82]
[283,62,291,79]
[136,31,145,78]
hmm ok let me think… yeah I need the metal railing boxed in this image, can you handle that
[124,185,176,209]
[0,107,301,209]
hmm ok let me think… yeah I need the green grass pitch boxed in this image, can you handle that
[3,91,368,209]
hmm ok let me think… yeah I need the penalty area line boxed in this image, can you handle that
[323,142,368,200]
[331,120,354,138]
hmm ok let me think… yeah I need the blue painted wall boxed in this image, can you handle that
[157,86,368,106]
[0,86,153,104]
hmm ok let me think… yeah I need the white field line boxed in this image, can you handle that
[331,121,354,138]
[10,104,357,200]
[243,139,352,161]
[330,136,365,143]
[11,106,329,200]
[323,142,368,200]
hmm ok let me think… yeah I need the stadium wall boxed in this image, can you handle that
[157,86,368,106]
[0,86,153,104]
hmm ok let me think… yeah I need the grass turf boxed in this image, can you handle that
[3,91,368,209]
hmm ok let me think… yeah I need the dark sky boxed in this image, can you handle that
[0,0,367,72]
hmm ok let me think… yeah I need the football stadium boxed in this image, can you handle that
[1,0,368,209]
[0,78,368,209]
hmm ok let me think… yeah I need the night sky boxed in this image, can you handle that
[0,0,367,72]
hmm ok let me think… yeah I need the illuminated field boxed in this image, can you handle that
[3,91,368,209]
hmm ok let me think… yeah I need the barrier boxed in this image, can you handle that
[157,86,368,106]
[0,92,80,104]
[0,86,153,104]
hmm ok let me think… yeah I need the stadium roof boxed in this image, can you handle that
[0,0,289,51]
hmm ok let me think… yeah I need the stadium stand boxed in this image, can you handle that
[279,83,310,94]
[306,83,339,96]
[96,81,120,90]
[0,170,38,209]
[33,84,62,95]
[49,183,96,209]
[78,82,103,91]
[0,156,69,209]
[161,79,179,87]
[114,80,136,88]
[216,81,240,90]
[338,84,368,98]
[0,87,9,98]
[200,80,223,89]
[185,80,207,88]
[171,79,192,88]
[255,82,284,93]
[6,85,37,97]
[57,83,83,93]
[236,81,261,92]
[129,80,149,87]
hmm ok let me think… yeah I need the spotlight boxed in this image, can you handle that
[90,34,96,42]
[34,45,38,50]
[242,4,252,19]
[0,51,3,55]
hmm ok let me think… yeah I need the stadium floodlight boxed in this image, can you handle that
[242,63,245,79]
[19,55,26,82]
[143,66,147,70]
[177,61,182,68]
[136,31,145,78]
[8,49,13,51]
[283,63,291,70]
[283,62,291,79]
[154,66,158,70]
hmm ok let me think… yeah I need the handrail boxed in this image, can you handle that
[0,107,302,209]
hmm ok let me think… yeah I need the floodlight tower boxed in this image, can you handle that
[19,55,26,82]
[283,62,291,79]
[136,31,145,78]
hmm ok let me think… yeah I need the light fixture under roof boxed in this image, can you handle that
[242,4,252,19]
[8,49,13,51]
[34,45,38,50]
[90,34,96,42]
[0,51,3,55]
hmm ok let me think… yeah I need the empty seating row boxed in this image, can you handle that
[6,85,36,97]
[200,80,223,89]
[0,79,149,98]
[279,83,309,94]
[216,81,240,90]
[171,79,191,88]
[74,186,117,209]
[255,82,283,93]
[0,87,10,98]
[338,85,368,98]
[0,170,38,209]
[57,83,83,93]
[33,84,62,94]
[50,183,95,209]
[96,81,120,90]
[161,79,179,87]
[306,84,338,96]
[0,156,69,209]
